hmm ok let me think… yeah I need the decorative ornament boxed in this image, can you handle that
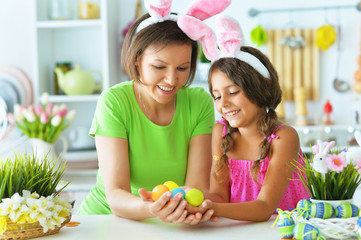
[250,25,267,47]
[315,25,337,51]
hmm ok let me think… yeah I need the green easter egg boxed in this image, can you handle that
[185,188,204,207]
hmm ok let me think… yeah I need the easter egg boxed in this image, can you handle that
[309,202,333,219]
[277,211,295,239]
[296,199,312,220]
[171,188,186,199]
[152,184,169,201]
[334,201,360,218]
[293,222,322,240]
[185,188,204,207]
[163,181,179,191]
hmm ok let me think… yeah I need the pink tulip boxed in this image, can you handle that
[35,106,43,116]
[40,112,49,124]
[57,108,67,118]
[46,103,54,116]
[6,113,16,125]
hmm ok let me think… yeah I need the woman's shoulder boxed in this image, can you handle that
[99,81,133,104]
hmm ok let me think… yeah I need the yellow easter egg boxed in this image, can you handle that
[163,181,179,191]
[185,188,204,207]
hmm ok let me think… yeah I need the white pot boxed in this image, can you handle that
[29,136,68,162]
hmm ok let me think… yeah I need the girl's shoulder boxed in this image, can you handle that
[273,124,299,140]
[271,124,300,150]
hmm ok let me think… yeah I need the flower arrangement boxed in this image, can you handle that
[0,152,72,238]
[11,93,76,143]
[294,132,361,201]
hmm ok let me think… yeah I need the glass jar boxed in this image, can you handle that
[78,0,100,19]
[48,0,74,20]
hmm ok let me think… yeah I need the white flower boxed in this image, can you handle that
[52,105,60,116]
[40,92,49,105]
[23,109,36,122]
[51,115,61,127]
[66,110,76,121]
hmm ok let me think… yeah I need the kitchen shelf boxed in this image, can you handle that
[64,149,97,162]
[36,19,103,29]
[295,124,361,153]
[48,94,99,103]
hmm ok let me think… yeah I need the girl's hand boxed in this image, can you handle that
[138,188,188,223]
[182,199,218,225]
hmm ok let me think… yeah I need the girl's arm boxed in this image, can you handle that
[208,123,230,203]
[210,126,300,222]
[95,135,188,222]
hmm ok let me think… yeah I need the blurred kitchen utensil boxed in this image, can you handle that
[333,11,350,93]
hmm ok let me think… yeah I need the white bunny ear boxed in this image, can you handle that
[177,15,219,60]
[316,140,324,153]
[323,141,335,154]
[215,15,243,57]
[185,0,231,21]
[354,130,361,146]
[145,0,173,22]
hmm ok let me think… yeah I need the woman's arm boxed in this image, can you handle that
[96,135,188,221]
[210,126,300,221]
[185,134,212,191]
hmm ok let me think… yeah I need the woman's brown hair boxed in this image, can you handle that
[208,46,282,184]
[121,13,198,86]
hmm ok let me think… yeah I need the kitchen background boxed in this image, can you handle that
[0,0,361,212]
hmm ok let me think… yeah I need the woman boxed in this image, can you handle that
[77,9,215,224]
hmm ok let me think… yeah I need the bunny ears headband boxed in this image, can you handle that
[178,14,271,79]
[136,0,232,33]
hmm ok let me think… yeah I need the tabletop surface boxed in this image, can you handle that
[35,214,282,240]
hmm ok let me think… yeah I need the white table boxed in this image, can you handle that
[36,215,282,240]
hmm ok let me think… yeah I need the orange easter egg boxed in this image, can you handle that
[354,70,361,82]
[358,56,361,67]
[152,185,169,201]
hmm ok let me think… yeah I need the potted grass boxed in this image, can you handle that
[294,139,361,202]
[0,152,72,240]
[279,134,361,239]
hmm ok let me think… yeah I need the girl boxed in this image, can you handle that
[77,0,230,224]
[178,14,309,222]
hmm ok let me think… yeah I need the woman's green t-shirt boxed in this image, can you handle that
[77,81,214,214]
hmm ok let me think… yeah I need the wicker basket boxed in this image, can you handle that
[0,214,71,240]
[291,212,358,239]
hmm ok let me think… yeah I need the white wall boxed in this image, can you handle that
[0,0,36,79]
[1,0,361,124]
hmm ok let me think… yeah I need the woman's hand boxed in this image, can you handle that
[138,188,188,223]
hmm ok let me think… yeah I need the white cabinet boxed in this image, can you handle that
[33,0,119,161]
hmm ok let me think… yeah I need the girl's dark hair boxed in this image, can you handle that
[208,46,282,184]
[121,13,198,86]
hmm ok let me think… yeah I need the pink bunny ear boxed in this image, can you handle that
[185,0,231,20]
[215,15,243,57]
[145,0,173,22]
[177,15,219,61]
